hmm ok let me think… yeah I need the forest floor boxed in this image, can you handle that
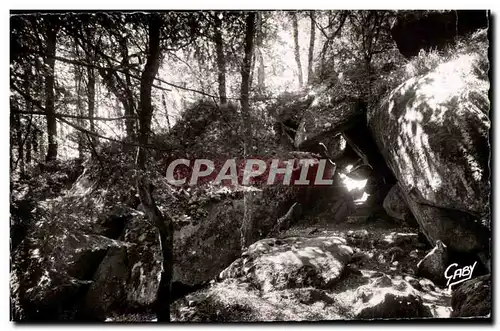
[276,208,452,318]
[105,201,452,322]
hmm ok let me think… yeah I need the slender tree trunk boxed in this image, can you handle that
[364,54,373,103]
[32,129,38,158]
[291,12,303,88]
[13,112,24,175]
[39,132,45,163]
[10,112,15,171]
[124,84,136,139]
[255,13,265,93]
[307,11,316,85]
[320,37,333,78]
[135,15,172,323]
[257,49,265,92]
[241,12,255,161]
[135,177,173,322]
[213,14,227,104]
[44,21,58,162]
[120,38,136,139]
[137,16,162,169]
[240,12,256,250]
[20,75,32,171]
[87,65,96,146]
[162,93,171,130]
[25,106,34,168]
[74,61,85,160]
[26,134,32,166]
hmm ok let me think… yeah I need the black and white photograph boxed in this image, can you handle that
[8,8,492,323]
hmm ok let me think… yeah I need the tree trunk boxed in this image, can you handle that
[32,128,38,158]
[26,134,32,166]
[87,64,96,146]
[137,16,162,169]
[74,59,85,161]
[44,21,58,162]
[13,112,24,175]
[255,13,265,93]
[135,16,171,322]
[240,12,256,250]
[307,11,316,85]
[120,38,136,139]
[257,49,265,92]
[320,37,333,78]
[364,54,373,103]
[213,14,227,104]
[135,177,173,322]
[162,93,171,130]
[291,12,303,88]
[39,132,45,163]
[240,12,255,158]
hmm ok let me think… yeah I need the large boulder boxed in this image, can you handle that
[295,93,363,150]
[416,240,449,287]
[173,152,332,286]
[173,192,246,286]
[268,92,314,150]
[80,212,162,320]
[382,184,418,227]
[219,236,354,292]
[451,274,491,318]
[368,50,490,254]
[10,200,132,321]
[391,10,489,58]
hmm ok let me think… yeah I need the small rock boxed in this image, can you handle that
[374,275,393,287]
[409,249,419,259]
[386,247,404,262]
[308,228,319,235]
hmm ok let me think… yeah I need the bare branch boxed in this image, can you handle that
[11,83,172,152]
[13,109,137,121]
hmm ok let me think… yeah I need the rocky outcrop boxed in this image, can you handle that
[295,93,363,150]
[391,10,489,58]
[80,212,162,320]
[383,185,411,222]
[171,235,450,322]
[451,274,490,318]
[368,51,490,254]
[173,193,246,287]
[173,152,330,286]
[10,201,132,321]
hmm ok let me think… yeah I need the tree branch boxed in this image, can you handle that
[11,83,172,152]
[13,109,137,121]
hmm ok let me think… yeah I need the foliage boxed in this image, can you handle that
[386,28,489,96]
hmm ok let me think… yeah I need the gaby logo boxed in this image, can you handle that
[444,261,477,290]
